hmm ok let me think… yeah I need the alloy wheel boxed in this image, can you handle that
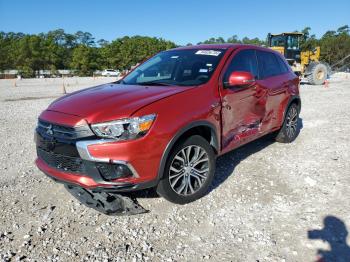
[285,106,298,139]
[168,145,210,196]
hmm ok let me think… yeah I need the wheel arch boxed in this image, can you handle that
[281,95,301,124]
[157,121,219,180]
[288,95,301,113]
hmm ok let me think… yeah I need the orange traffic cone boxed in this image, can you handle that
[324,79,329,88]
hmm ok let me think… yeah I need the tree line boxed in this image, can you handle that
[0,29,176,77]
[0,26,349,77]
[300,25,350,67]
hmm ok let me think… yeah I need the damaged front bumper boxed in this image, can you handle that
[65,185,149,216]
[34,118,155,215]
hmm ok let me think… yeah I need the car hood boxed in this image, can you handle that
[47,83,189,123]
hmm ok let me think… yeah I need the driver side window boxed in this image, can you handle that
[224,49,259,82]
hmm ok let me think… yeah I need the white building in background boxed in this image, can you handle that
[0,70,19,79]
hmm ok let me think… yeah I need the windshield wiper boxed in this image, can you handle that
[137,80,172,86]
[114,79,125,84]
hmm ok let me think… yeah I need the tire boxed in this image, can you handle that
[156,135,216,204]
[306,62,328,85]
[275,103,300,143]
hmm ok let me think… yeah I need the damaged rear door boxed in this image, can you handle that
[220,48,268,153]
[256,50,290,133]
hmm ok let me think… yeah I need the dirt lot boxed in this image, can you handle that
[0,76,350,261]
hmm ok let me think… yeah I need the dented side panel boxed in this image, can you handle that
[219,50,294,154]
[220,81,268,153]
[256,74,289,133]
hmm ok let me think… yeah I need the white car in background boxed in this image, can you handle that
[101,69,120,77]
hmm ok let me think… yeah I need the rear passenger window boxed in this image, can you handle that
[275,55,290,74]
[224,49,259,81]
[257,51,282,79]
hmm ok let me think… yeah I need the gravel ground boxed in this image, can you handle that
[0,76,350,261]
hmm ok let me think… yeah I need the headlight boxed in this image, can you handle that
[91,114,156,140]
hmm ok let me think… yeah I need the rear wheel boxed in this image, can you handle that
[156,135,216,204]
[275,103,300,143]
[306,62,328,85]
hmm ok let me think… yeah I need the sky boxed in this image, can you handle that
[0,0,349,45]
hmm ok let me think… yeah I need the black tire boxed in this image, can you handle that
[306,62,328,85]
[156,135,216,204]
[275,103,300,143]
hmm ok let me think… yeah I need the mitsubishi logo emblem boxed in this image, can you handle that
[46,124,54,136]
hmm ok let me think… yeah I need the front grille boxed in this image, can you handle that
[37,148,85,174]
[37,120,95,140]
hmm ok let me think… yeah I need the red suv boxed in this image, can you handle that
[35,44,300,205]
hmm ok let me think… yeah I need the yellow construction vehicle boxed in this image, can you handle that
[267,32,329,85]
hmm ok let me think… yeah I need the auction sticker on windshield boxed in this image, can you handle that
[195,50,221,56]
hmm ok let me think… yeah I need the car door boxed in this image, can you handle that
[256,50,289,132]
[220,49,267,152]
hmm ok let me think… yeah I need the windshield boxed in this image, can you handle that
[121,49,226,86]
[270,35,286,47]
[287,35,300,50]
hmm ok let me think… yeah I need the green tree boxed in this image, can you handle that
[300,27,319,51]
[70,45,100,75]
[1,27,349,77]
[319,25,350,65]
[199,35,265,46]
[227,35,240,43]
[337,25,349,35]
[75,31,95,46]
[103,36,176,70]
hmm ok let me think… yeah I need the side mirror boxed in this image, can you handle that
[224,71,255,88]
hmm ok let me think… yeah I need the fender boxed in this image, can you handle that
[282,95,301,123]
[287,95,301,113]
[157,120,219,180]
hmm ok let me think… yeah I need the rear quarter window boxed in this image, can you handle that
[257,51,282,79]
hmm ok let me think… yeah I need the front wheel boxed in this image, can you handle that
[275,103,300,143]
[156,135,216,204]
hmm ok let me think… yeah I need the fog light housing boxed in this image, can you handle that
[96,163,132,181]
[114,164,132,178]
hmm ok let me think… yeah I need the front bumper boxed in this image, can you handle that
[36,158,156,192]
[34,118,162,192]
